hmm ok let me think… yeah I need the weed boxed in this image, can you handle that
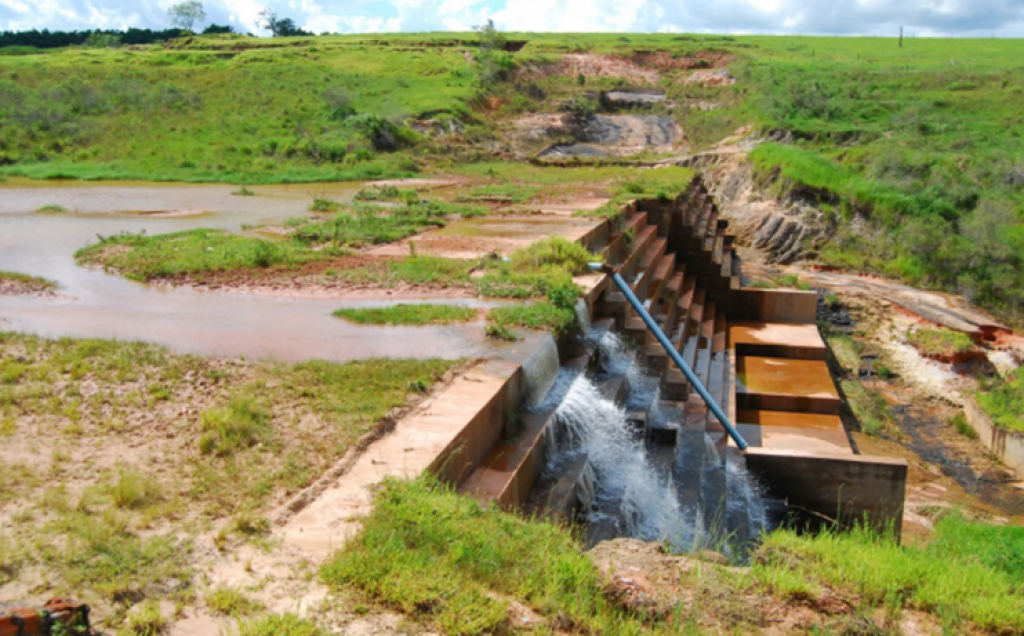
[120,600,166,636]
[36,204,68,214]
[333,304,477,326]
[309,197,340,213]
[109,467,163,510]
[976,367,1024,432]
[484,323,519,341]
[488,300,576,337]
[949,412,977,439]
[205,586,263,616]
[198,397,270,456]
[236,614,321,636]
[232,185,256,197]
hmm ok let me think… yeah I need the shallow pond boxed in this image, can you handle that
[0,180,498,363]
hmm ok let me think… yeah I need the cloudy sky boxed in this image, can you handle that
[2,0,1024,37]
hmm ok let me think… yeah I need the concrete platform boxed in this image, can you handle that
[729,321,827,360]
[735,357,841,414]
[734,409,852,454]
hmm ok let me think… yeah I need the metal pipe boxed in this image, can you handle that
[590,263,748,451]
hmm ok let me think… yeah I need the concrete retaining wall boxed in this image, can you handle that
[963,397,1024,477]
[744,448,908,541]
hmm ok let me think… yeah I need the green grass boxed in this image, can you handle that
[321,478,656,635]
[324,478,1024,635]
[75,228,339,281]
[333,303,477,326]
[949,412,978,440]
[35,204,68,213]
[840,379,893,436]
[205,585,264,616]
[756,513,1024,633]
[487,301,576,338]
[0,270,57,292]
[236,614,321,636]
[906,328,975,356]
[976,367,1024,433]
[198,397,271,456]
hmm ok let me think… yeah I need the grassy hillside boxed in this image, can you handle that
[3,32,1024,318]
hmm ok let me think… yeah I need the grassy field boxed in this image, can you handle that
[977,368,1024,432]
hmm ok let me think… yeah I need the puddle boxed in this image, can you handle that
[0,181,497,363]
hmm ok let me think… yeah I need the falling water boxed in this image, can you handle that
[521,335,561,408]
[552,374,687,544]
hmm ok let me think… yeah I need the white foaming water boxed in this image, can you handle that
[521,335,561,408]
[552,374,686,544]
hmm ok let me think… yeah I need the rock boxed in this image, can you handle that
[537,144,608,159]
[600,89,666,109]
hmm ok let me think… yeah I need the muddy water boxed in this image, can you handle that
[0,180,498,363]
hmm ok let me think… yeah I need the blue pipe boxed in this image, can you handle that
[591,263,748,451]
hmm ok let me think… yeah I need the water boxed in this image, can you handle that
[574,299,592,336]
[521,335,561,408]
[0,180,497,362]
[551,374,686,543]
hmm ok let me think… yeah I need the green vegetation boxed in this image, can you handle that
[757,513,1024,633]
[949,412,978,439]
[487,301,576,339]
[977,367,1024,432]
[325,479,1024,635]
[35,204,68,213]
[0,270,57,293]
[840,379,893,436]
[120,599,168,636]
[205,585,264,616]
[75,228,338,281]
[198,397,271,456]
[236,614,321,636]
[333,303,477,326]
[906,327,975,357]
[321,478,656,635]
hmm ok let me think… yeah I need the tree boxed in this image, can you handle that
[167,0,206,31]
[258,9,309,37]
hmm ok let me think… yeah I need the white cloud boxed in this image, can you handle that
[2,0,1024,36]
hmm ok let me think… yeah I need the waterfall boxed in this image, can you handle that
[552,374,686,545]
[521,335,560,408]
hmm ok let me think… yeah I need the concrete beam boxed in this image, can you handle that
[744,448,908,541]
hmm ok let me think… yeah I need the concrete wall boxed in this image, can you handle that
[744,448,908,541]
[727,289,819,324]
[964,397,1024,477]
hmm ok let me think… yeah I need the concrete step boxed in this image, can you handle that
[620,223,659,280]
[731,409,853,454]
[694,301,716,389]
[601,212,649,263]
[735,357,842,415]
[729,321,828,360]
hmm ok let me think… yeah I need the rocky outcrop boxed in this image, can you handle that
[600,89,666,109]
[681,148,824,265]
[529,113,686,158]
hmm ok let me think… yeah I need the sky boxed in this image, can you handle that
[2,0,1024,37]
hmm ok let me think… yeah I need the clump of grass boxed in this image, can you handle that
[484,323,519,341]
[198,397,271,456]
[461,184,537,203]
[206,585,264,616]
[232,185,256,197]
[0,270,57,293]
[776,273,810,290]
[236,614,321,636]
[840,379,892,436]
[488,301,576,338]
[120,599,167,636]
[36,204,68,214]
[333,303,477,326]
[354,185,418,203]
[907,328,975,357]
[309,197,341,213]
[108,467,163,510]
[976,367,1024,432]
[508,236,598,275]
[949,412,977,439]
